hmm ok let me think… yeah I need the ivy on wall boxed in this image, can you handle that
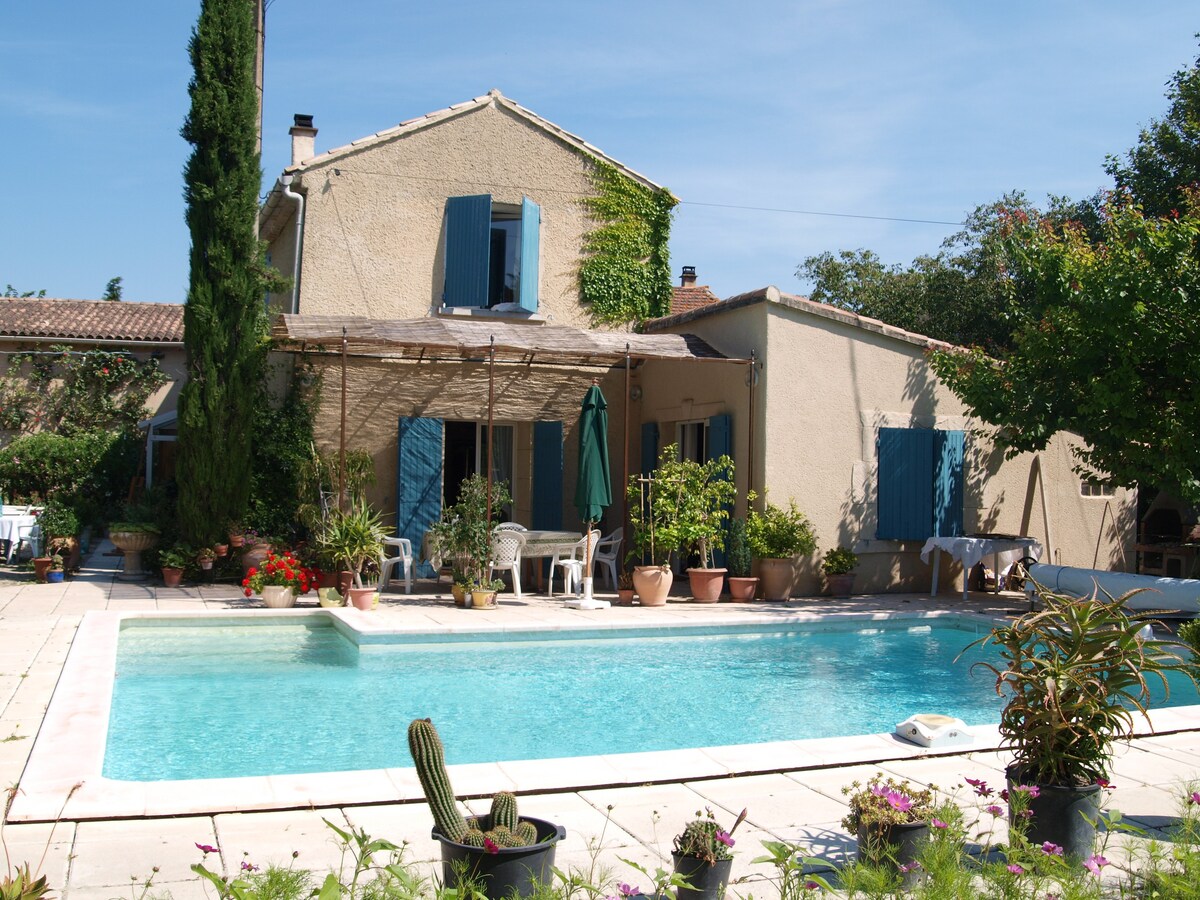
[580,161,678,325]
[0,347,167,436]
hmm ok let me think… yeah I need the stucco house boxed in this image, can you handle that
[259,90,1132,593]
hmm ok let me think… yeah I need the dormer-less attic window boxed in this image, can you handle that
[443,195,540,312]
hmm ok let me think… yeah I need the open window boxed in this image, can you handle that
[443,195,540,312]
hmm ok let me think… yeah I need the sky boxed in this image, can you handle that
[2,1,1197,305]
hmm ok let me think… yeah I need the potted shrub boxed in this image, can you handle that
[440,474,512,592]
[36,500,80,572]
[159,545,190,588]
[625,445,688,606]
[842,773,936,883]
[726,516,757,602]
[672,808,746,900]
[664,449,736,604]
[470,577,505,610]
[46,552,65,584]
[317,504,385,607]
[616,569,636,605]
[745,498,817,601]
[227,523,245,548]
[408,718,564,899]
[242,549,315,608]
[196,546,216,571]
[961,585,1196,859]
[822,546,859,596]
[107,521,161,581]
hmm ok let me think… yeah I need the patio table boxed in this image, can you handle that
[519,529,582,592]
[920,535,1043,601]
[1,513,38,563]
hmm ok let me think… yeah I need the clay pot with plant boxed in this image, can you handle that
[429,473,512,593]
[842,773,936,884]
[822,546,859,596]
[616,570,636,605]
[666,448,736,604]
[961,585,1196,860]
[158,545,191,588]
[36,500,80,572]
[626,446,690,606]
[745,497,818,601]
[672,808,746,900]
[317,503,386,598]
[725,516,757,602]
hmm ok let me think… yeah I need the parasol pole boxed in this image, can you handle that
[486,336,495,528]
[339,326,347,512]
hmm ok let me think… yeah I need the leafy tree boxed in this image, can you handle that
[175,0,273,544]
[1106,42,1200,218]
[3,285,46,298]
[930,195,1200,501]
[103,276,123,301]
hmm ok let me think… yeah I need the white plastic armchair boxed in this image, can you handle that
[552,530,600,598]
[379,537,413,594]
[12,524,41,563]
[495,522,527,532]
[488,529,527,600]
[592,527,623,589]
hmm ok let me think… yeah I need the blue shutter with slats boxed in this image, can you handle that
[518,197,540,312]
[877,427,935,541]
[532,421,563,530]
[707,414,733,567]
[444,195,491,307]
[640,422,659,475]
[397,416,444,577]
[933,430,965,537]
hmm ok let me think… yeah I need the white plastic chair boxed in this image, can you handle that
[11,524,41,563]
[552,530,600,598]
[591,527,623,589]
[379,537,413,594]
[495,522,527,532]
[488,529,527,600]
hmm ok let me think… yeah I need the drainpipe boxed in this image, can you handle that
[279,174,304,314]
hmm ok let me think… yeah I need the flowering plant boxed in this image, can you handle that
[242,551,315,597]
[842,774,937,830]
[673,807,746,864]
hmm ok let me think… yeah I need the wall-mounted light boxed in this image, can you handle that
[630,385,643,401]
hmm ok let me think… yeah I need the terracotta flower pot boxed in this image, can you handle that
[214,543,229,557]
[825,572,856,597]
[727,576,759,602]
[687,567,726,603]
[632,565,672,606]
[33,556,53,583]
[617,588,636,606]
[347,587,376,610]
[241,543,272,574]
[161,566,184,588]
[758,557,796,601]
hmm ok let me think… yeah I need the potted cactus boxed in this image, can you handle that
[672,808,746,900]
[408,718,565,898]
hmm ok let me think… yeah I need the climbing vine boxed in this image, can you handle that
[580,160,677,324]
[0,347,167,436]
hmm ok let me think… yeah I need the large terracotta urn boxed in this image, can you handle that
[757,557,796,601]
[632,565,672,606]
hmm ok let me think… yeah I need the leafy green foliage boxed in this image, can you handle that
[176,0,280,545]
[0,430,139,520]
[672,809,743,864]
[426,473,512,585]
[0,347,167,434]
[931,195,1200,499]
[725,516,752,577]
[102,277,123,301]
[316,503,385,588]
[658,446,735,568]
[580,161,677,324]
[745,498,817,559]
[2,285,46,298]
[822,546,858,575]
[962,586,1194,785]
[245,379,317,540]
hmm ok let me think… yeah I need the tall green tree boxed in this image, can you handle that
[1106,42,1200,218]
[176,0,270,544]
[930,196,1200,501]
[103,276,123,301]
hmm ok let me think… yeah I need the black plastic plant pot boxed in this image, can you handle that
[1008,778,1101,860]
[672,853,733,900]
[856,821,929,888]
[432,816,565,899]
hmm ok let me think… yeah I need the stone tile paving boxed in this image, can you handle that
[0,542,1197,896]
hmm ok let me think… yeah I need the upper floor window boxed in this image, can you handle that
[443,195,540,312]
[1081,479,1116,497]
[876,427,965,541]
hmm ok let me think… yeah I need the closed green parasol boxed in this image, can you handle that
[569,383,612,608]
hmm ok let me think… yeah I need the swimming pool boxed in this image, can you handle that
[102,615,1198,782]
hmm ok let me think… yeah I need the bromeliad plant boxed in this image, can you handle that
[961,585,1195,786]
[407,718,543,849]
[242,550,315,598]
[673,808,747,865]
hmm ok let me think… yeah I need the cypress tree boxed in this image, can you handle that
[176,0,269,544]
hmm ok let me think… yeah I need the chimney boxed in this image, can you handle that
[680,265,697,287]
[289,114,317,166]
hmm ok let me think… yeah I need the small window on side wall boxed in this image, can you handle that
[443,195,540,312]
[1081,479,1116,497]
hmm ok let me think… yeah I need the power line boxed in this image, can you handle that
[679,200,964,227]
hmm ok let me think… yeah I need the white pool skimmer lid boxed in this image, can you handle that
[896,713,973,748]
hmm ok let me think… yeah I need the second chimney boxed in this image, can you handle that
[290,114,317,166]
[679,265,697,287]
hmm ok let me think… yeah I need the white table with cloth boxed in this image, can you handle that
[519,529,583,593]
[920,535,1043,600]
[1,513,38,563]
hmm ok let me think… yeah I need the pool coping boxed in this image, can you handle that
[11,607,1200,823]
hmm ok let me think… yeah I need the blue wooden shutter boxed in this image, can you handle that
[518,197,540,312]
[640,422,660,475]
[707,414,733,567]
[444,195,491,307]
[933,430,965,537]
[397,416,444,577]
[532,421,563,530]
[877,428,934,540]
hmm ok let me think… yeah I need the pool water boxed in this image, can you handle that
[102,618,1198,781]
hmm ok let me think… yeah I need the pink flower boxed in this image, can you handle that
[715,830,735,847]
[986,805,1003,816]
[1007,864,1024,875]
[965,777,992,797]
[1041,842,1063,856]
[483,837,499,854]
[1012,784,1041,798]
[617,883,639,897]
[1095,778,1114,790]
[931,819,947,829]
[1082,854,1109,875]
[885,791,913,813]
[1188,791,1200,806]
[802,881,822,891]
[194,842,217,854]
[899,861,921,873]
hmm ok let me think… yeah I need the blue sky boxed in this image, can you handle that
[2,1,1196,304]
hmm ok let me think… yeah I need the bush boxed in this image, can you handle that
[35,500,79,540]
[0,429,140,523]
[746,498,817,559]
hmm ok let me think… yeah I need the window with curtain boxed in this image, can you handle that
[443,195,540,312]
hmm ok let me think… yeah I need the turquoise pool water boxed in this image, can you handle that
[102,618,1199,782]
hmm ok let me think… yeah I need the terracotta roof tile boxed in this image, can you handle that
[670,285,721,316]
[0,298,185,343]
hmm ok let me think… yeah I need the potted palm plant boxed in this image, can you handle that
[745,497,818,601]
[672,808,746,900]
[726,516,757,602]
[961,585,1196,859]
[822,546,859,596]
[317,503,385,609]
[666,449,736,603]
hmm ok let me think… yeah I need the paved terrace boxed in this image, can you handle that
[1,545,1198,899]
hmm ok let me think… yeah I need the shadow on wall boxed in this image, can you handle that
[903,355,939,413]
[969,436,1005,535]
